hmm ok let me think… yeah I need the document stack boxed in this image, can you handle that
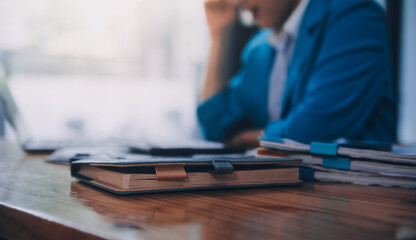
[257,138,416,188]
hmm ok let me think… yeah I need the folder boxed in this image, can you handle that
[257,138,416,188]
[259,138,416,167]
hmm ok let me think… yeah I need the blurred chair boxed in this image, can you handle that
[386,0,402,142]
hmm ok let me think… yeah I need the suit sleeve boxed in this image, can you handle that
[197,30,274,142]
[265,1,394,143]
[197,73,246,142]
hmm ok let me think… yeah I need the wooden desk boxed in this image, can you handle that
[1,141,416,240]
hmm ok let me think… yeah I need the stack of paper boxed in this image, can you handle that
[258,138,416,188]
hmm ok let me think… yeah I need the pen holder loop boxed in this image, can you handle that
[155,164,187,181]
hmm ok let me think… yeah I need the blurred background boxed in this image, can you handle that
[0,0,415,144]
[0,0,209,141]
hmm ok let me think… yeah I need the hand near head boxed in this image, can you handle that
[204,0,238,37]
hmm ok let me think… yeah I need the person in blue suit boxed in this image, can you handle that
[198,0,396,147]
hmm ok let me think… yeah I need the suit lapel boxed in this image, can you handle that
[280,0,329,118]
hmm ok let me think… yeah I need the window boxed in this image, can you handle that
[0,0,208,140]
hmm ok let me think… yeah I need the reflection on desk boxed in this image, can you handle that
[1,140,416,240]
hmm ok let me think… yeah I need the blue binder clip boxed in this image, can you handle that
[322,157,350,170]
[310,142,350,170]
[310,142,338,156]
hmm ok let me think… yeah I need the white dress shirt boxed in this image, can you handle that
[268,0,309,121]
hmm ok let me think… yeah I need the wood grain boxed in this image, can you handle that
[1,140,415,239]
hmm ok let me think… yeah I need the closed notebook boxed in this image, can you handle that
[70,156,302,195]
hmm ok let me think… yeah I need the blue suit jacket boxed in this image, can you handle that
[197,0,397,144]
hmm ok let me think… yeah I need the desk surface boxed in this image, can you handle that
[1,141,416,240]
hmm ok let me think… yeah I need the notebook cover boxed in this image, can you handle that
[71,156,301,166]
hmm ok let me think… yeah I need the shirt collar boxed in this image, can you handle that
[268,0,309,46]
[283,0,309,39]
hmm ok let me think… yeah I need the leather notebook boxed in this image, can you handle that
[70,156,302,195]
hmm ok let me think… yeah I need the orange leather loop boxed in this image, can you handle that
[156,164,187,181]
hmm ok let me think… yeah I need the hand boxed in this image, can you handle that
[204,0,237,37]
[226,129,263,149]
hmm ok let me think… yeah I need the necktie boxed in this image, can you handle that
[268,33,292,122]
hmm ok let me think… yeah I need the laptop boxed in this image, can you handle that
[0,69,112,153]
[0,70,246,155]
